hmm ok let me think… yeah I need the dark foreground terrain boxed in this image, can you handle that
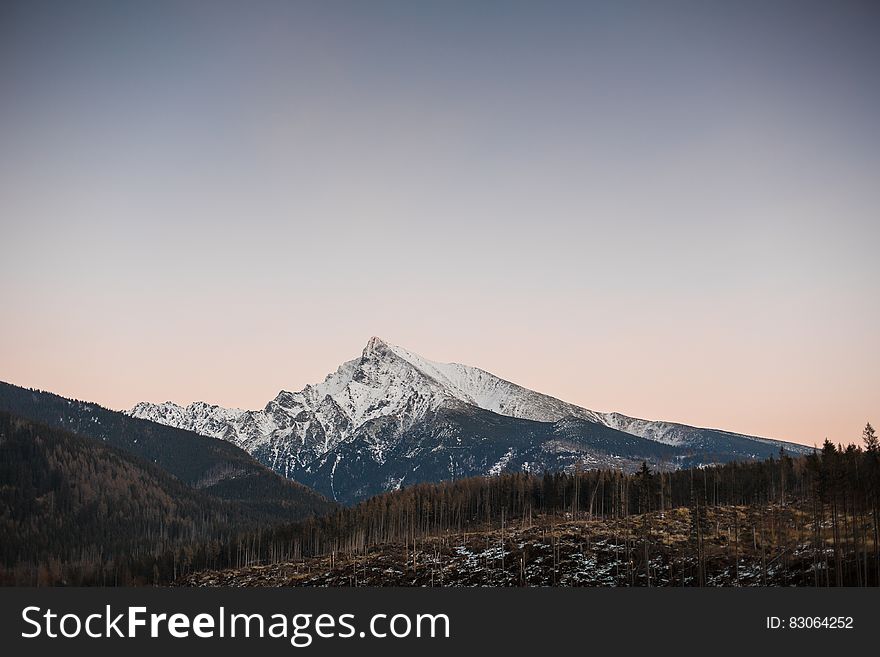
[178,503,867,587]
[4,394,878,587]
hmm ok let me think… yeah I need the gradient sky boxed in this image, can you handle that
[1,0,878,447]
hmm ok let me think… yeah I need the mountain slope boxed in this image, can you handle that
[292,408,687,504]
[128,337,810,503]
[0,382,336,522]
[0,411,250,584]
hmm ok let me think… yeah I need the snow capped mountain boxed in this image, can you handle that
[129,336,606,461]
[132,337,475,473]
[129,400,247,444]
[128,336,810,503]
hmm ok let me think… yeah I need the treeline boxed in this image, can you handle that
[163,425,880,586]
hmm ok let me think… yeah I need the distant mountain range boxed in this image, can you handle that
[128,337,811,504]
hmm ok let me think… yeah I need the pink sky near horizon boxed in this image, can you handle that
[1,323,876,448]
[1,2,878,448]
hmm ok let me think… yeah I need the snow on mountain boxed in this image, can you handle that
[598,413,693,446]
[131,337,473,473]
[382,341,605,424]
[128,400,247,444]
[129,336,610,455]
[128,336,808,496]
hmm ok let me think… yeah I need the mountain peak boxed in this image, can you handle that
[363,335,390,358]
[123,340,810,504]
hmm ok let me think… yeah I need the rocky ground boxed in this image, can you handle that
[177,504,832,587]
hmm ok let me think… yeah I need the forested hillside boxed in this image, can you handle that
[179,428,880,587]
[0,412,260,584]
[0,382,335,522]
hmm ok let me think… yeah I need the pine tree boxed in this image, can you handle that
[863,423,878,452]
